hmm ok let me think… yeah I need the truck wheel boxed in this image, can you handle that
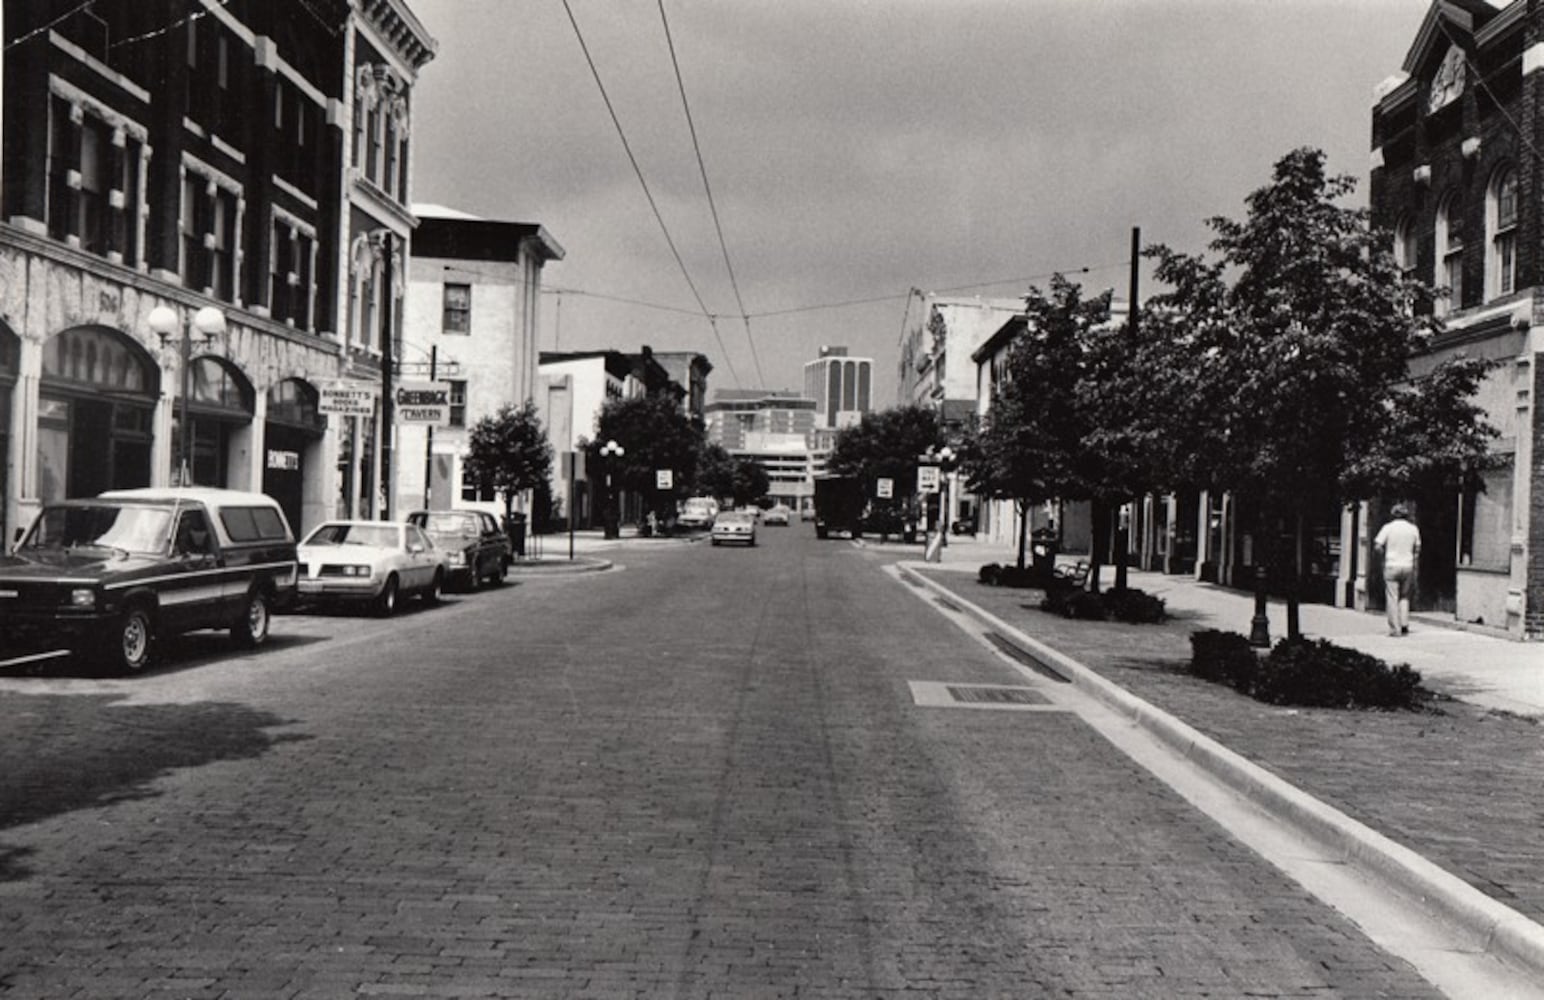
[108,605,155,674]
[231,590,271,649]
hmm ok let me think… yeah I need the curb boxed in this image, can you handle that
[897,561,1544,982]
[507,557,613,575]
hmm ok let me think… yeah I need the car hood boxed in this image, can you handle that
[0,549,161,581]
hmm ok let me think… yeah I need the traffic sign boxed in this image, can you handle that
[876,477,893,499]
[917,465,940,493]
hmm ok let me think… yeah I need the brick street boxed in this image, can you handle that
[1,531,1444,998]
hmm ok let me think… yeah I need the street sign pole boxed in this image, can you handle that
[422,345,436,509]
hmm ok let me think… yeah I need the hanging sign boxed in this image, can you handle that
[395,381,452,425]
[318,381,377,416]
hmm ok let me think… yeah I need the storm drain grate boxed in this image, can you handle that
[947,685,1046,705]
[934,596,963,613]
[983,632,1072,683]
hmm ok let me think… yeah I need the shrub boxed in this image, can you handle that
[1103,587,1167,624]
[978,563,1002,586]
[979,562,1042,588]
[1041,579,1106,618]
[1189,629,1260,693]
[1255,638,1426,710]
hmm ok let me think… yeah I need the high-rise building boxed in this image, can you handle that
[804,346,873,429]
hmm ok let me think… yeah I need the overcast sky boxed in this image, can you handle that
[407,0,1431,403]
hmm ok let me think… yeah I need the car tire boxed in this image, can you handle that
[231,590,271,649]
[422,570,444,605]
[108,605,155,674]
[375,575,400,617]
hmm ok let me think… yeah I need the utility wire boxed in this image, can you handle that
[559,0,740,386]
[6,0,107,52]
[1433,18,1541,161]
[108,0,234,51]
[657,0,763,387]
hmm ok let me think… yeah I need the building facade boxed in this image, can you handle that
[400,204,562,512]
[803,346,872,430]
[1370,0,1540,637]
[704,388,817,509]
[1,0,435,540]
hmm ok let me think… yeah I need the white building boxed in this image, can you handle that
[400,205,563,513]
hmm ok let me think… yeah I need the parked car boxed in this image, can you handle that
[0,487,299,674]
[405,509,510,591]
[297,521,447,616]
[710,510,757,547]
[763,504,792,526]
[678,497,718,530]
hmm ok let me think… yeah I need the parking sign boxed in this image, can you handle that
[917,465,940,493]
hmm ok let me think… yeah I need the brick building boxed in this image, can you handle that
[0,0,434,539]
[1370,0,1541,637]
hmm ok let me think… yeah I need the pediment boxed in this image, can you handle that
[1402,0,1501,76]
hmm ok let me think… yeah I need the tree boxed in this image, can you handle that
[1142,147,1495,642]
[964,277,1147,581]
[828,404,942,533]
[693,443,769,507]
[588,395,704,524]
[463,401,555,530]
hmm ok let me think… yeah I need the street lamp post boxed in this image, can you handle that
[600,439,625,539]
[148,304,227,487]
[924,445,957,548]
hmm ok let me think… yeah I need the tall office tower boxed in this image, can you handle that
[803,347,873,429]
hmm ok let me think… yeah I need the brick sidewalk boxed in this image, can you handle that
[913,566,1544,928]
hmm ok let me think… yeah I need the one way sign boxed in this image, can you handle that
[395,381,452,425]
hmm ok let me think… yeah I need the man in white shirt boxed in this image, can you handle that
[1374,503,1421,637]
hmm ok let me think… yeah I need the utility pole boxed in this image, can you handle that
[379,232,394,520]
[1115,226,1139,593]
[423,345,437,509]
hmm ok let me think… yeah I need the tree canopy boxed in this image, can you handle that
[587,394,704,508]
[827,404,942,493]
[693,442,770,507]
[462,401,554,521]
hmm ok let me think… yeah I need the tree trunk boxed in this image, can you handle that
[1114,498,1130,593]
[1088,498,1106,594]
[1016,500,1029,570]
[1286,512,1303,641]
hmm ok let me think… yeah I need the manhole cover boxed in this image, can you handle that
[947,685,1047,706]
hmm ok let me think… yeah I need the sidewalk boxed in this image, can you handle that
[509,526,700,572]
[896,533,1543,718]
[883,532,1544,981]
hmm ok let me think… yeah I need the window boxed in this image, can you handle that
[443,283,471,333]
[270,219,317,330]
[210,189,236,301]
[448,379,467,427]
[1488,167,1517,299]
[1435,192,1464,316]
[180,175,204,290]
[1393,214,1417,276]
[1460,460,1513,571]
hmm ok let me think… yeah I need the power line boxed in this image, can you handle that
[657,0,763,387]
[6,0,106,52]
[558,0,740,386]
[108,0,234,51]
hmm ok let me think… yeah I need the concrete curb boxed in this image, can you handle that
[507,557,614,575]
[897,561,1544,981]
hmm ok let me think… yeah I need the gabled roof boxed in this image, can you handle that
[1401,0,1501,75]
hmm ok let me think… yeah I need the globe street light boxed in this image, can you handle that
[600,439,625,539]
[148,304,226,487]
[924,444,957,548]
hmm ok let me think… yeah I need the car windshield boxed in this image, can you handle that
[23,504,173,555]
[304,523,400,548]
[416,513,476,533]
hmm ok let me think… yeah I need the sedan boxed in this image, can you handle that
[405,509,511,591]
[762,504,792,526]
[710,510,757,547]
[298,521,447,616]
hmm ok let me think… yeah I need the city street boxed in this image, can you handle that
[0,529,1446,999]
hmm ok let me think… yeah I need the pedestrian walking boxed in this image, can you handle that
[1374,503,1421,637]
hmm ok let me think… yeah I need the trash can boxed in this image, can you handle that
[506,511,527,557]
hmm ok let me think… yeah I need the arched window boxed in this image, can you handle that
[1393,214,1417,276]
[1487,166,1518,299]
[1435,191,1464,316]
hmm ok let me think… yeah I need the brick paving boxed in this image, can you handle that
[0,536,1449,997]
[914,564,1544,926]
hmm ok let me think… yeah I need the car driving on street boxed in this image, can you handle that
[710,510,757,547]
[0,487,298,674]
[762,504,792,526]
[297,520,447,616]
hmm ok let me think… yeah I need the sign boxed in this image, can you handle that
[918,464,941,493]
[656,469,674,490]
[876,477,893,499]
[266,450,300,471]
[318,381,376,416]
[395,381,452,425]
[561,451,588,481]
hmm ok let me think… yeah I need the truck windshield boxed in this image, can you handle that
[23,505,174,555]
